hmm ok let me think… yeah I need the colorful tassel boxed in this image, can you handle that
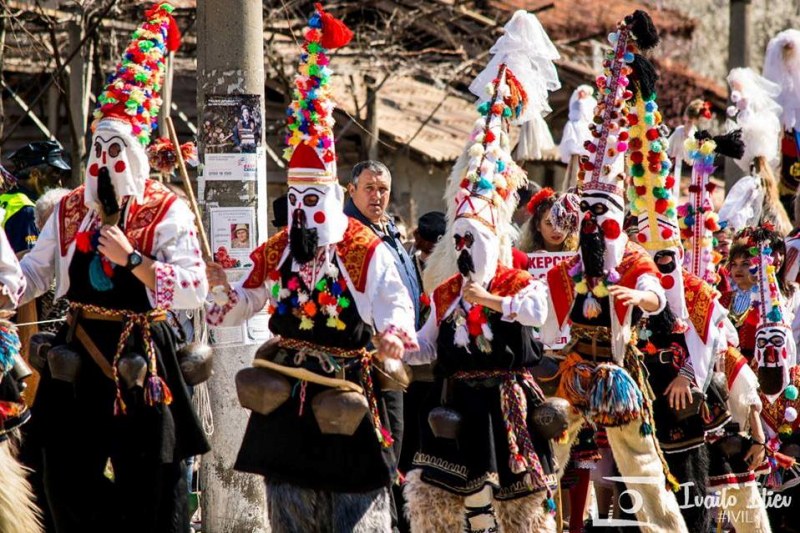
[589,365,643,426]
[583,293,602,319]
[144,375,173,407]
[0,322,21,373]
[89,254,114,291]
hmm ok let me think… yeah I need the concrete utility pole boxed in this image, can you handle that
[725,0,751,190]
[196,1,268,531]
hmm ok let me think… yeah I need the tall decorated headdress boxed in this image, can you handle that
[678,130,744,284]
[85,3,180,210]
[580,12,659,197]
[577,11,661,269]
[747,228,797,403]
[423,10,559,291]
[626,63,678,253]
[625,54,689,318]
[283,4,353,248]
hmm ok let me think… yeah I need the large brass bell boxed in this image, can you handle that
[672,389,705,422]
[312,388,368,436]
[375,358,411,392]
[9,353,33,383]
[178,342,214,386]
[117,354,148,389]
[428,407,463,440]
[235,367,291,416]
[29,331,56,373]
[531,356,560,397]
[254,336,282,362]
[47,345,81,383]
[530,397,570,440]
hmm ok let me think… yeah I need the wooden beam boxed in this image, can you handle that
[0,77,54,139]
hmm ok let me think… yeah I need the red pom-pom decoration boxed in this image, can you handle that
[316,3,354,49]
[526,187,555,215]
[601,219,621,239]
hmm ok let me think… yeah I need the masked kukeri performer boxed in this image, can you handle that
[558,86,597,191]
[18,5,211,532]
[676,129,774,531]
[743,233,800,532]
[627,81,733,531]
[206,5,418,531]
[763,29,800,219]
[539,11,688,533]
[719,67,792,236]
[0,230,40,533]
[402,11,561,532]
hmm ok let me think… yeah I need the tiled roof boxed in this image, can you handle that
[489,0,695,42]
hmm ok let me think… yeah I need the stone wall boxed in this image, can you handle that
[653,0,800,82]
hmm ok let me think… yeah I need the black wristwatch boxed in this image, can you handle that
[125,250,143,271]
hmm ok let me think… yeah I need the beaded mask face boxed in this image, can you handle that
[452,217,499,286]
[755,324,793,397]
[84,120,149,210]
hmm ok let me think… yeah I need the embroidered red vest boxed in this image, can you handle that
[431,265,533,325]
[242,218,381,293]
[683,269,719,344]
[546,241,659,329]
[57,181,177,257]
[760,366,800,434]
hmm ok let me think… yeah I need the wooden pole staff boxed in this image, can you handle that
[165,116,212,261]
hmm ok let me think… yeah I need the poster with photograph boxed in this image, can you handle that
[201,94,262,181]
[210,206,256,269]
[202,95,263,154]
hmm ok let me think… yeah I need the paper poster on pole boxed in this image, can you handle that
[527,251,576,350]
[526,251,576,279]
[246,310,271,345]
[201,94,262,181]
[210,206,256,270]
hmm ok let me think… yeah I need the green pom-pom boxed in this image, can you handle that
[653,187,668,199]
[135,73,149,83]
[644,114,655,126]
[159,3,175,13]
[477,102,490,116]
[640,422,653,436]
[786,385,799,401]
[138,40,154,52]
[307,42,321,54]
[651,141,662,153]
[338,297,350,309]
[308,64,320,77]
[630,164,645,178]
[315,279,327,292]
[502,107,512,118]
